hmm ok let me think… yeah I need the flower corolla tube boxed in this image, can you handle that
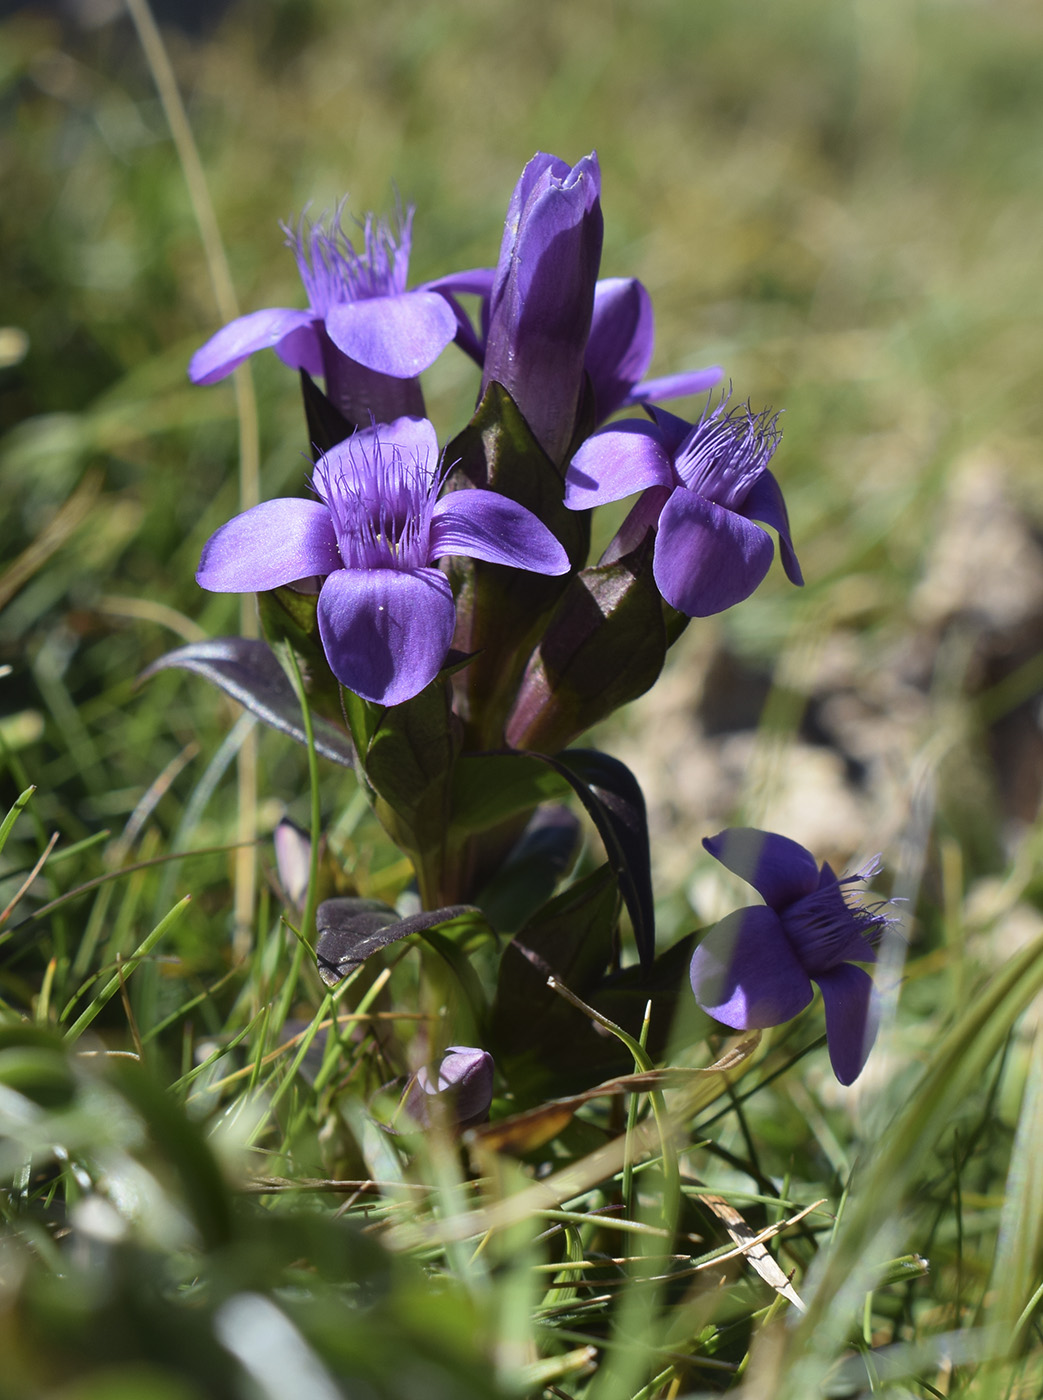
[195,416,569,707]
[564,394,803,616]
[690,828,894,1085]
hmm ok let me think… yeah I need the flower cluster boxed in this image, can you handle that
[182,150,888,1094]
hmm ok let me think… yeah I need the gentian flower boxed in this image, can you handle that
[564,393,803,616]
[585,277,723,423]
[480,151,604,465]
[690,828,892,1085]
[405,1046,495,1130]
[188,204,466,423]
[196,416,569,706]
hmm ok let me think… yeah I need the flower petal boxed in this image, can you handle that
[623,366,724,409]
[189,308,316,384]
[424,268,496,299]
[690,905,813,1030]
[815,962,879,1085]
[653,488,774,616]
[646,404,701,458]
[430,490,569,573]
[325,291,459,378]
[703,828,821,908]
[316,566,455,706]
[196,500,341,593]
[585,278,654,421]
[564,421,673,509]
[780,880,879,972]
[273,323,324,376]
[742,470,803,585]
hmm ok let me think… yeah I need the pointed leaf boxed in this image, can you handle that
[505,530,667,753]
[493,865,620,1098]
[257,586,344,723]
[360,676,461,856]
[476,805,581,932]
[300,369,355,453]
[450,752,572,836]
[534,748,655,971]
[142,638,354,766]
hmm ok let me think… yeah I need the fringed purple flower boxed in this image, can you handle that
[564,393,803,616]
[195,416,569,706]
[188,204,469,423]
[690,828,893,1084]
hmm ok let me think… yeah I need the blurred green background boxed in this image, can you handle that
[4,0,1043,944]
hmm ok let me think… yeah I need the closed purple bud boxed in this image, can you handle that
[481,152,603,466]
[406,1046,494,1130]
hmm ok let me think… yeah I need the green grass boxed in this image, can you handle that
[3,0,1043,1395]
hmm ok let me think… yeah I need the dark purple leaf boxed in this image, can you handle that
[534,748,655,971]
[315,898,481,987]
[142,638,354,767]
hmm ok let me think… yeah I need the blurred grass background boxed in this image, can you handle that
[4,0,1043,1395]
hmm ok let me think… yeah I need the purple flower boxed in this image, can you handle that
[690,828,892,1085]
[188,204,466,423]
[480,151,604,464]
[564,393,803,616]
[195,416,569,707]
[585,278,723,423]
[406,1046,494,1130]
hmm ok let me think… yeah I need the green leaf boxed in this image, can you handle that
[493,865,620,1099]
[449,752,572,837]
[360,677,461,859]
[257,586,343,724]
[506,530,667,754]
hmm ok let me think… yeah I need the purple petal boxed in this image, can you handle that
[690,905,813,1030]
[780,881,878,973]
[623,366,724,409]
[652,488,774,616]
[815,962,879,1085]
[316,566,455,706]
[565,421,674,509]
[189,308,316,384]
[424,268,496,299]
[421,285,486,364]
[430,490,569,573]
[325,291,458,378]
[703,828,821,908]
[197,500,340,593]
[646,404,701,458]
[741,470,803,585]
[273,323,324,376]
[585,278,654,421]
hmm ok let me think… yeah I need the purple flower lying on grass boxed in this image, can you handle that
[196,416,569,706]
[564,393,803,616]
[690,828,892,1085]
[405,1046,494,1130]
